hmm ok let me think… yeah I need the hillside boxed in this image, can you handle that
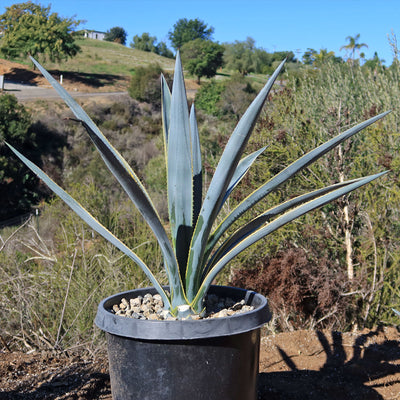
[0,38,176,92]
[40,38,176,75]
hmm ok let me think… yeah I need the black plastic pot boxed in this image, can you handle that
[95,285,271,400]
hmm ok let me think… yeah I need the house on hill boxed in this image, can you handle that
[83,30,106,40]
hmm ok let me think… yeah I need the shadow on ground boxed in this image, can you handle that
[4,67,39,84]
[1,328,399,399]
[48,70,124,88]
[6,67,124,88]
[258,328,400,399]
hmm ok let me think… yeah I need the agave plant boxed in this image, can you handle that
[8,53,388,317]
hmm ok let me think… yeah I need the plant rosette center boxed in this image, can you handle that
[111,292,254,321]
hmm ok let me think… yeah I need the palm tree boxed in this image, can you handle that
[340,34,368,62]
[313,48,336,67]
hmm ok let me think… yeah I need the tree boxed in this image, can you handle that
[223,38,296,75]
[302,48,318,65]
[180,39,224,83]
[340,34,368,62]
[272,51,296,64]
[223,37,256,75]
[0,94,40,220]
[130,32,157,52]
[104,26,127,45]
[168,18,214,50]
[0,1,81,62]
[302,48,342,67]
[130,33,174,58]
[155,41,174,58]
[363,52,385,71]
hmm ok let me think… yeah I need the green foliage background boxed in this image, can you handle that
[104,26,127,46]
[1,55,400,351]
[0,94,167,351]
[0,94,41,220]
[0,2,81,62]
[128,64,168,107]
[168,18,214,50]
[226,61,400,329]
[180,39,224,82]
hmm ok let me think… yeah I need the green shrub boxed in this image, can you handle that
[230,61,400,329]
[217,75,256,121]
[0,94,40,221]
[195,75,256,121]
[128,64,172,108]
[194,79,224,116]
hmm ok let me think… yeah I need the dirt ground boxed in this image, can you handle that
[0,326,399,400]
[258,326,400,399]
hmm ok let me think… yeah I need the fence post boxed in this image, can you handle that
[36,208,39,234]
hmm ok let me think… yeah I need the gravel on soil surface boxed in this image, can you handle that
[111,292,254,320]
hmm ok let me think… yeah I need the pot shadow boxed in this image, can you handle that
[257,328,400,400]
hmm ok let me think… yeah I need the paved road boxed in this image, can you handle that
[2,80,128,101]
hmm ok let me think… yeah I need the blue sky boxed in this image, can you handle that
[1,0,399,64]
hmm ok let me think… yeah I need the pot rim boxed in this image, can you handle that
[95,285,271,340]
